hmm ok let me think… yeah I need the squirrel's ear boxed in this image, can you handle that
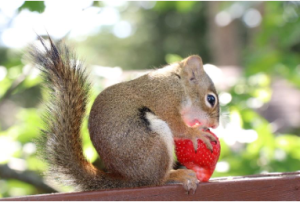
[180,55,204,83]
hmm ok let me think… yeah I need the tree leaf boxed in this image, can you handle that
[18,1,45,13]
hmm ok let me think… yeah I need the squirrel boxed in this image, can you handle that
[30,36,219,194]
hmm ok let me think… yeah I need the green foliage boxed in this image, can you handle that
[18,1,45,13]
[155,1,198,13]
[0,1,300,199]
[244,2,300,87]
[74,1,210,70]
[165,54,183,64]
[210,2,300,178]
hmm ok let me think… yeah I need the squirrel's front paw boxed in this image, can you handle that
[192,129,217,152]
[166,169,199,194]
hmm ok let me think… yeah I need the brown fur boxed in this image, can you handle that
[32,37,219,192]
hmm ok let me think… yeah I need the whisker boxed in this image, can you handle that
[209,114,231,118]
[220,114,231,117]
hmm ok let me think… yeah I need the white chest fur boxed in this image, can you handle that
[145,112,174,172]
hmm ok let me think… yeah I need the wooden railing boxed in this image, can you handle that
[2,172,300,201]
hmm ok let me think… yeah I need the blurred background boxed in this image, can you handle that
[0,1,300,198]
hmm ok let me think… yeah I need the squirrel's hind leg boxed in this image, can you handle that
[94,111,174,188]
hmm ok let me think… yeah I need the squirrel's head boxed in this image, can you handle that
[178,55,220,130]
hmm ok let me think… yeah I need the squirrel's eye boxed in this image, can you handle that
[206,94,216,107]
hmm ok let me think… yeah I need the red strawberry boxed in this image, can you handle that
[174,130,220,182]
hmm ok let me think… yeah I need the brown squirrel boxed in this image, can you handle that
[30,36,219,194]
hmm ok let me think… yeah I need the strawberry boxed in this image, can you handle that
[174,130,220,182]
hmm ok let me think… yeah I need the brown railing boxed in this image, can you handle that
[2,172,300,201]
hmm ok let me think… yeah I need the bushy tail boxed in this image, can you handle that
[31,36,99,191]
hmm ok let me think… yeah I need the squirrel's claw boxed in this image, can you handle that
[184,179,198,195]
[166,169,199,195]
[191,137,198,152]
[195,130,216,152]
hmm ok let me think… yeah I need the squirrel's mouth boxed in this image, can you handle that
[182,116,217,130]
[186,119,209,129]
[190,120,201,127]
[185,119,201,128]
